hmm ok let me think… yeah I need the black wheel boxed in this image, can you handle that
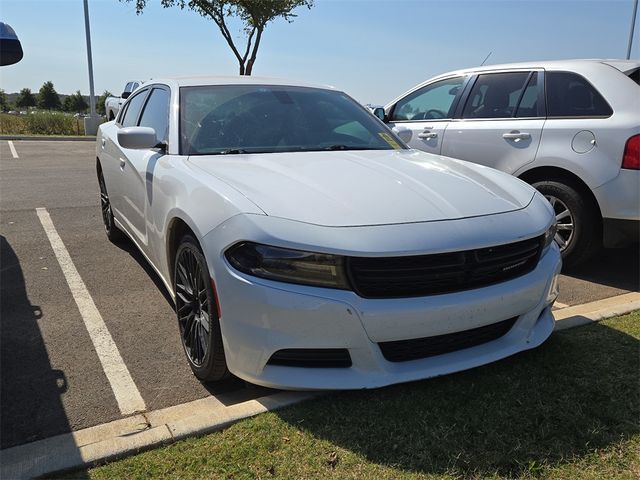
[97,169,124,243]
[174,235,229,382]
[532,179,600,268]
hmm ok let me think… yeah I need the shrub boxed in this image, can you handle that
[0,112,98,136]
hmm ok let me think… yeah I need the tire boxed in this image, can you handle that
[97,169,124,243]
[532,179,601,268]
[174,235,229,382]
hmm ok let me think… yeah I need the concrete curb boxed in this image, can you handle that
[0,391,319,479]
[1,293,638,479]
[1,135,96,142]
[553,292,640,330]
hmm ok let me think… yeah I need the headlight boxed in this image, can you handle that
[225,242,350,289]
[542,222,557,253]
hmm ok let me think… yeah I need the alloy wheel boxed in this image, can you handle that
[98,174,113,233]
[545,194,575,252]
[175,248,211,366]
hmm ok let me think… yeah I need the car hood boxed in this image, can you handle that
[187,149,535,227]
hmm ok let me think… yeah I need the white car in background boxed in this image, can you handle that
[105,80,144,120]
[375,59,640,267]
[96,77,560,390]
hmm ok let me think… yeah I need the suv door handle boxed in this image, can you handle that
[119,158,126,169]
[503,131,531,140]
[418,131,438,139]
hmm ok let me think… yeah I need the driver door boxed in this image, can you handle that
[386,76,467,154]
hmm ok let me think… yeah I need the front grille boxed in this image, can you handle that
[267,349,352,368]
[347,236,543,299]
[379,317,518,362]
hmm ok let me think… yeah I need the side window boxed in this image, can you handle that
[515,74,540,118]
[462,72,530,119]
[121,90,148,127]
[123,82,132,93]
[138,88,170,143]
[131,82,139,92]
[546,71,612,117]
[391,77,465,121]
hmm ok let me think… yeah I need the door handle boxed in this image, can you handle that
[101,139,106,148]
[418,131,438,139]
[119,158,126,169]
[502,131,531,141]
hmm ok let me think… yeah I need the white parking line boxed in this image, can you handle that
[8,140,19,158]
[35,207,146,416]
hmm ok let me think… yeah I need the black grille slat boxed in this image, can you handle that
[267,349,352,368]
[379,317,518,362]
[347,236,543,299]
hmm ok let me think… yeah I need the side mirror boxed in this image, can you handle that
[0,22,23,66]
[118,127,159,150]
[372,107,386,122]
[121,91,131,99]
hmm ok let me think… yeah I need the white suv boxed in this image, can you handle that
[379,59,639,267]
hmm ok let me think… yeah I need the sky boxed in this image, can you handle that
[1,0,638,104]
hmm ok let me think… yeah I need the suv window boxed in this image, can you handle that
[121,90,148,127]
[139,87,170,143]
[462,72,530,119]
[391,77,464,121]
[546,71,613,117]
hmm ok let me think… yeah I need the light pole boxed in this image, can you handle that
[628,0,639,59]
[83,0,100,135]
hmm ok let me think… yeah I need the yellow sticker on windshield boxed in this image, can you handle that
[378,132,402,149]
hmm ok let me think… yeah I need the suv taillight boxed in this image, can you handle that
[622,134,640,169]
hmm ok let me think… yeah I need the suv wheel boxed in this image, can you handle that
[532,180,600,268]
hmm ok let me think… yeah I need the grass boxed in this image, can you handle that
[0,112,90,136]
[73,312,639,479]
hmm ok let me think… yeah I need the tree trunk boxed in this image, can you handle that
[244,27,264,76]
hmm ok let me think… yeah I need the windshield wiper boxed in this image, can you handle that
[219,148,249,155]
[322,145,385,151]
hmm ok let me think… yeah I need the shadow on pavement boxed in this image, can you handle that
[562,245,639,292]
[277,322,639,477]
[0,236,80,466]
[112,235,174,308]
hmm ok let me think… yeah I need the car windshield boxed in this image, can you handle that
[180,85,406,155]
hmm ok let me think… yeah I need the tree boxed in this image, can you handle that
[97,90,112,116]
[38,81,61,110]
[63,90,89,113]
[15,87,36,108]
[124,0,313,75]
[0,89,9,112]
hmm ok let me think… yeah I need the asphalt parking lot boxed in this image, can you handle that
[1,140,638,450]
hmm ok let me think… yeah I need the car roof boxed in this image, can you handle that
[145,75,336,91]
[436,58,640,77]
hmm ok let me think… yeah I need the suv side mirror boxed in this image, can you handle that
[372,107,386,122]
[121,91,131,99]
[118,127,159,150]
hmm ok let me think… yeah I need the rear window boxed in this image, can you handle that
[546,72,612,117]
[626,68,640,86]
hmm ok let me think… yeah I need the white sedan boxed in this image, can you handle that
[96,77,561,390]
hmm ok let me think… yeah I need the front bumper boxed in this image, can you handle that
[209,240,562,390]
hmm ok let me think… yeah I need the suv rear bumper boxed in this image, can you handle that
[594,170,640,246]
